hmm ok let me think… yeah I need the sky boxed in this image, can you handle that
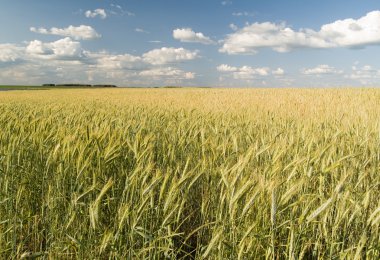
[1,0,380,87]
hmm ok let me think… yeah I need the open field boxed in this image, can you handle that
[1,88,380,259]
[0,86,44,91]
[0,85,117,91]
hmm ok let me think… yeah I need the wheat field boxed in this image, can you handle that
[0,88,380,259]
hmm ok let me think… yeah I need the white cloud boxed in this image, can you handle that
[221,10,380,54]
[346,65,380,82]
[125,11,135,16]
[140,67,195,79]
[110,4,135,16]
[217,64,283,79]
[272,68,285,75]
[221,1,232,6]
[85,9,107,19]
[26,38,84,60]
[232,12,254,17]
[0,64,44,84]
[110,4,122,9]
[30,25,101,40]
[229,23,238,31]
[0,44,24,62]
[184,72,195,79]
[1,38,86,64]
[26,40,54,55]
[217,64,238,72]
[142,47,199,65]
[302,64,343,75]
[360,65,374,71]
[232,66,270,79]
[0,37,198,85]
[173,28,215,45]
[135,28,149,33]
[90,52,145,70]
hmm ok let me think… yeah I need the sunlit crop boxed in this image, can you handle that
[1,88,380,259]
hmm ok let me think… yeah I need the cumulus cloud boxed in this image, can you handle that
[217,64,283,79]
[346,65,380,81]
[1,39,85,63]
[90,52,145,70]
[26,38,84,60]
[23,42,198,68]
[142,47,199,65]
[0,35,198,85]
[302,64,343,75]
[85,9,107,19]
[26,40,54,55]
[30,25,101,40]
[221,10,380,54]
[216,64,238,72]
[0,44,24,62]
[140,67,195,79]
[232,66,269,79]
[173,28,215,45]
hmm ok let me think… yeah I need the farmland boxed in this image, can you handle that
[1,88,380,259]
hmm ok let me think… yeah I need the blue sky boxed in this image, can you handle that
[1,0,380,87]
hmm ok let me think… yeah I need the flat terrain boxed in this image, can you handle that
[0,85,116,91]
[0,88,380,258]
[0,85,44,91]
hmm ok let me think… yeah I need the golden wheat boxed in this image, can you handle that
[0,88,379,259]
